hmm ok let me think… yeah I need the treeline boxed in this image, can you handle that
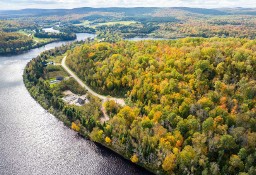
[157,21,256,39]
[123,16,177,23]
[58,25,96,34]
[0,20,37,32]
[0,32,34,54]
[66,38,256,174]
[35,31,77,41]
[96,30,122,43]
[96,23,159,38]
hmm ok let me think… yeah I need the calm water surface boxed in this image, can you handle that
[0,33,152,175]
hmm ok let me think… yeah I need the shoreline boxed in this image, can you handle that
[23,68,156,175]
[0,34,81,56]
[22,47,157,175]
[0,39,59,56]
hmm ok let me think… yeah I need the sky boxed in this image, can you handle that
[0,0,256,10]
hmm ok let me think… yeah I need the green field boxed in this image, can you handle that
[33,37,55,43]
[48,70,68,79]
[46,66,68,79]
[18,29,56,44]
[74,20,91,26]
[47,54,66,64]
[17,30,31,36]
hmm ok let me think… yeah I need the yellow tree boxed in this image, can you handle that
[162,153,176,173]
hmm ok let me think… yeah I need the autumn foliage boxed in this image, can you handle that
[65,38,256,174]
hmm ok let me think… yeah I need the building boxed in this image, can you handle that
[62,91,89,106]
[77,95,89,105]
[56,76,64,81]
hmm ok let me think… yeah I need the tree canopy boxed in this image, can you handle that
[66,38,256,174]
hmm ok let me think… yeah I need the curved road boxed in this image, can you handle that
[61,56,126,121]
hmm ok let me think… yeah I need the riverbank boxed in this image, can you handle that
[0,34,151,175]
[23,45,156,175]
[0,38,71,56]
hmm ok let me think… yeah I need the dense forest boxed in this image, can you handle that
[96,23,159,39]
[0,20,36,32]
[66,38,256,174]
[57,25,96,34]
[0,32,34,54]
[34,31,77,41]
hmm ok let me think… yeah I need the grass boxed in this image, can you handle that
[44,54,69,88]
[17,30,31,36]
[46,66,69,79]
[17,29,57,44]
[48,70,68,79]
[46,67,68,88]
[48,54,65,64]
[33,36,56,43]
[50,83,58,88]
[74,20,91,26]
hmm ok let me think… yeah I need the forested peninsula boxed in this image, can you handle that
[0,20,77,55]
[24,38,256,175]
[0,31,77,55]
[0,32,34,54]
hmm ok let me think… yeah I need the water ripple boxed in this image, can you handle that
[0,35,152,175]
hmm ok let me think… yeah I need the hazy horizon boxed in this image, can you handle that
[1,0,256,10]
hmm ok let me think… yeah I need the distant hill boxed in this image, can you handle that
[1,7,256,18]
[172,7,229,15]
[0,7,159,17]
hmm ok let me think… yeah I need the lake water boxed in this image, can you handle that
[0,33,152,175]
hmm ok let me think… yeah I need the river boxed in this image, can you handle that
[0,33,152,175]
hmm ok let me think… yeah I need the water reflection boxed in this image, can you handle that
[0,33,152,175]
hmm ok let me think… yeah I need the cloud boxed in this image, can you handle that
[0,0,256,10]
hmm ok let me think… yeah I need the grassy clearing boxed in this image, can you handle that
[48,70,68,79]
[17,30,30,36]
[46,66,69,79]
[48,54,65,64]
[74,20,91,26]
[33,36,56,43]
[18,29,56,44]
[46,66,69,88]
